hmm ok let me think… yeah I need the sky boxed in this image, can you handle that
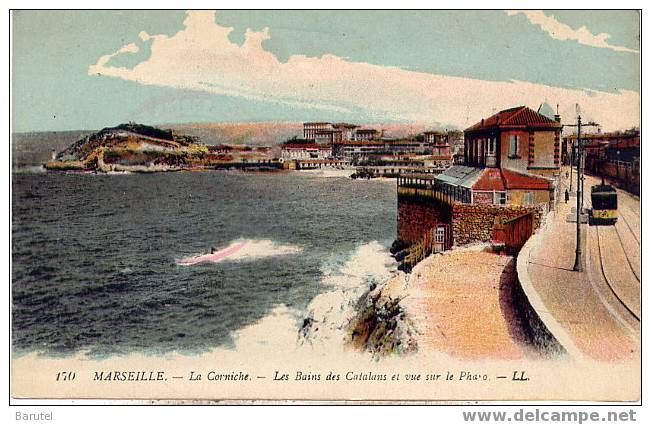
[11,10,640,132]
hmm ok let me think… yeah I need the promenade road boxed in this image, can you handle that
[524,168,640,362]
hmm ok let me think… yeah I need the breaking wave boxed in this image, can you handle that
[176,239,303,266]
[222,241,397,354]
[300,241,396,346]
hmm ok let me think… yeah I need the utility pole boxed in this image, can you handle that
[569,140,574,192]
[573,116,583,271]
[565,115,599,272]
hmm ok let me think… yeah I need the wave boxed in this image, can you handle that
[176,239,303,266]
[230,304,302,352]
[222,241,397,354]
[301,241,397,346]
[12,165,46,174]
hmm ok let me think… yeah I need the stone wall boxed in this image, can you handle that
[452,203,544,246]
[397,194,451,246]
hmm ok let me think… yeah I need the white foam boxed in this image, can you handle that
[320,241,395,289]
[230,304,302,353]
[13,165,46,174]
[223,241,397,354]
[176,239,303,266]
[301,241,396,346]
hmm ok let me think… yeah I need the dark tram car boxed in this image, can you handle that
[590,184,618,225]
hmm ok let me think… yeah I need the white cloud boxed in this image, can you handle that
[89,11,639,131]
[506,10,638,53]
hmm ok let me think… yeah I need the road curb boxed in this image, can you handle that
[516,213,585,361]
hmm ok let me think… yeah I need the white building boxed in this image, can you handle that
[303,122,333,140]
[281,143,332,160]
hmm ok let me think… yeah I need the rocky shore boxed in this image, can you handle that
[320,242,564,360]
[346,274,419,358]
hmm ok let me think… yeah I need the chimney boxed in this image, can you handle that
[554,104,561,123]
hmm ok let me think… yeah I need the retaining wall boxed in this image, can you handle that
[452,203,544,246]
[397,194,451,246]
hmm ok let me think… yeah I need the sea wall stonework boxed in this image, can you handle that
[397,192,545,253]
[397,195,450,246]
[452,203,543,246]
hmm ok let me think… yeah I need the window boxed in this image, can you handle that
[485,137,493,155]
[435,226,445,243]
[524,192,534,206]
[509,135,519,157]
[495,192,507,205]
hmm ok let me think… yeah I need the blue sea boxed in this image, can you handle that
[11,170,397,357]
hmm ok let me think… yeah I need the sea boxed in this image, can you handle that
[12,166,398,357]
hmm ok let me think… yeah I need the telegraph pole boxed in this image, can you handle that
[565,115,599,272]
[573,116,583,271]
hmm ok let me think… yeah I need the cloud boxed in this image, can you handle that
[89,11,639,131]
[91,43,140,73]
[506,10,638,53]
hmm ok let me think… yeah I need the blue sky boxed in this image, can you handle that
[11,10,640,132]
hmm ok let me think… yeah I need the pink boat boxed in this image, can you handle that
[176,241,247,266]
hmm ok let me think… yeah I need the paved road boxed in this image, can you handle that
[524,168,639,361]
[583,173,641,325]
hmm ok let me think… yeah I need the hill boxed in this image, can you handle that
[44,123,208,172]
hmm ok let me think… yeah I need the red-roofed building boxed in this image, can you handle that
[459,106,560,205]
[427,106,559,207]
[469,167,554,205]
[464,105,562,178]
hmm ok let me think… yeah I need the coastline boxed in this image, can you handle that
[344,242,566,360]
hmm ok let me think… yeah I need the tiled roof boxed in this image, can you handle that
[501,168,553,190]
[465,106,560,132]
[472,168,505,191]
[441,166,553,191]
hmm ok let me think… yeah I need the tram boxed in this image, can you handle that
[590,184,618,225]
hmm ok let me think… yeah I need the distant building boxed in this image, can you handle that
[281,143,332,160]
[332,123,359,141]
[353,129,379,141]
[332,139,431,160]
[423,131,452,160]
[303,122,362,142]
[332,140,385,159]
[565,130,640,194]
[563,130,639,165]
[448,130,465,161]
[303,122,333,140]
[384,139,429,154]
[423,131,448,145]
[314,129,343,144]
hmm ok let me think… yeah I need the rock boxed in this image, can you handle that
[345,280,418,358]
